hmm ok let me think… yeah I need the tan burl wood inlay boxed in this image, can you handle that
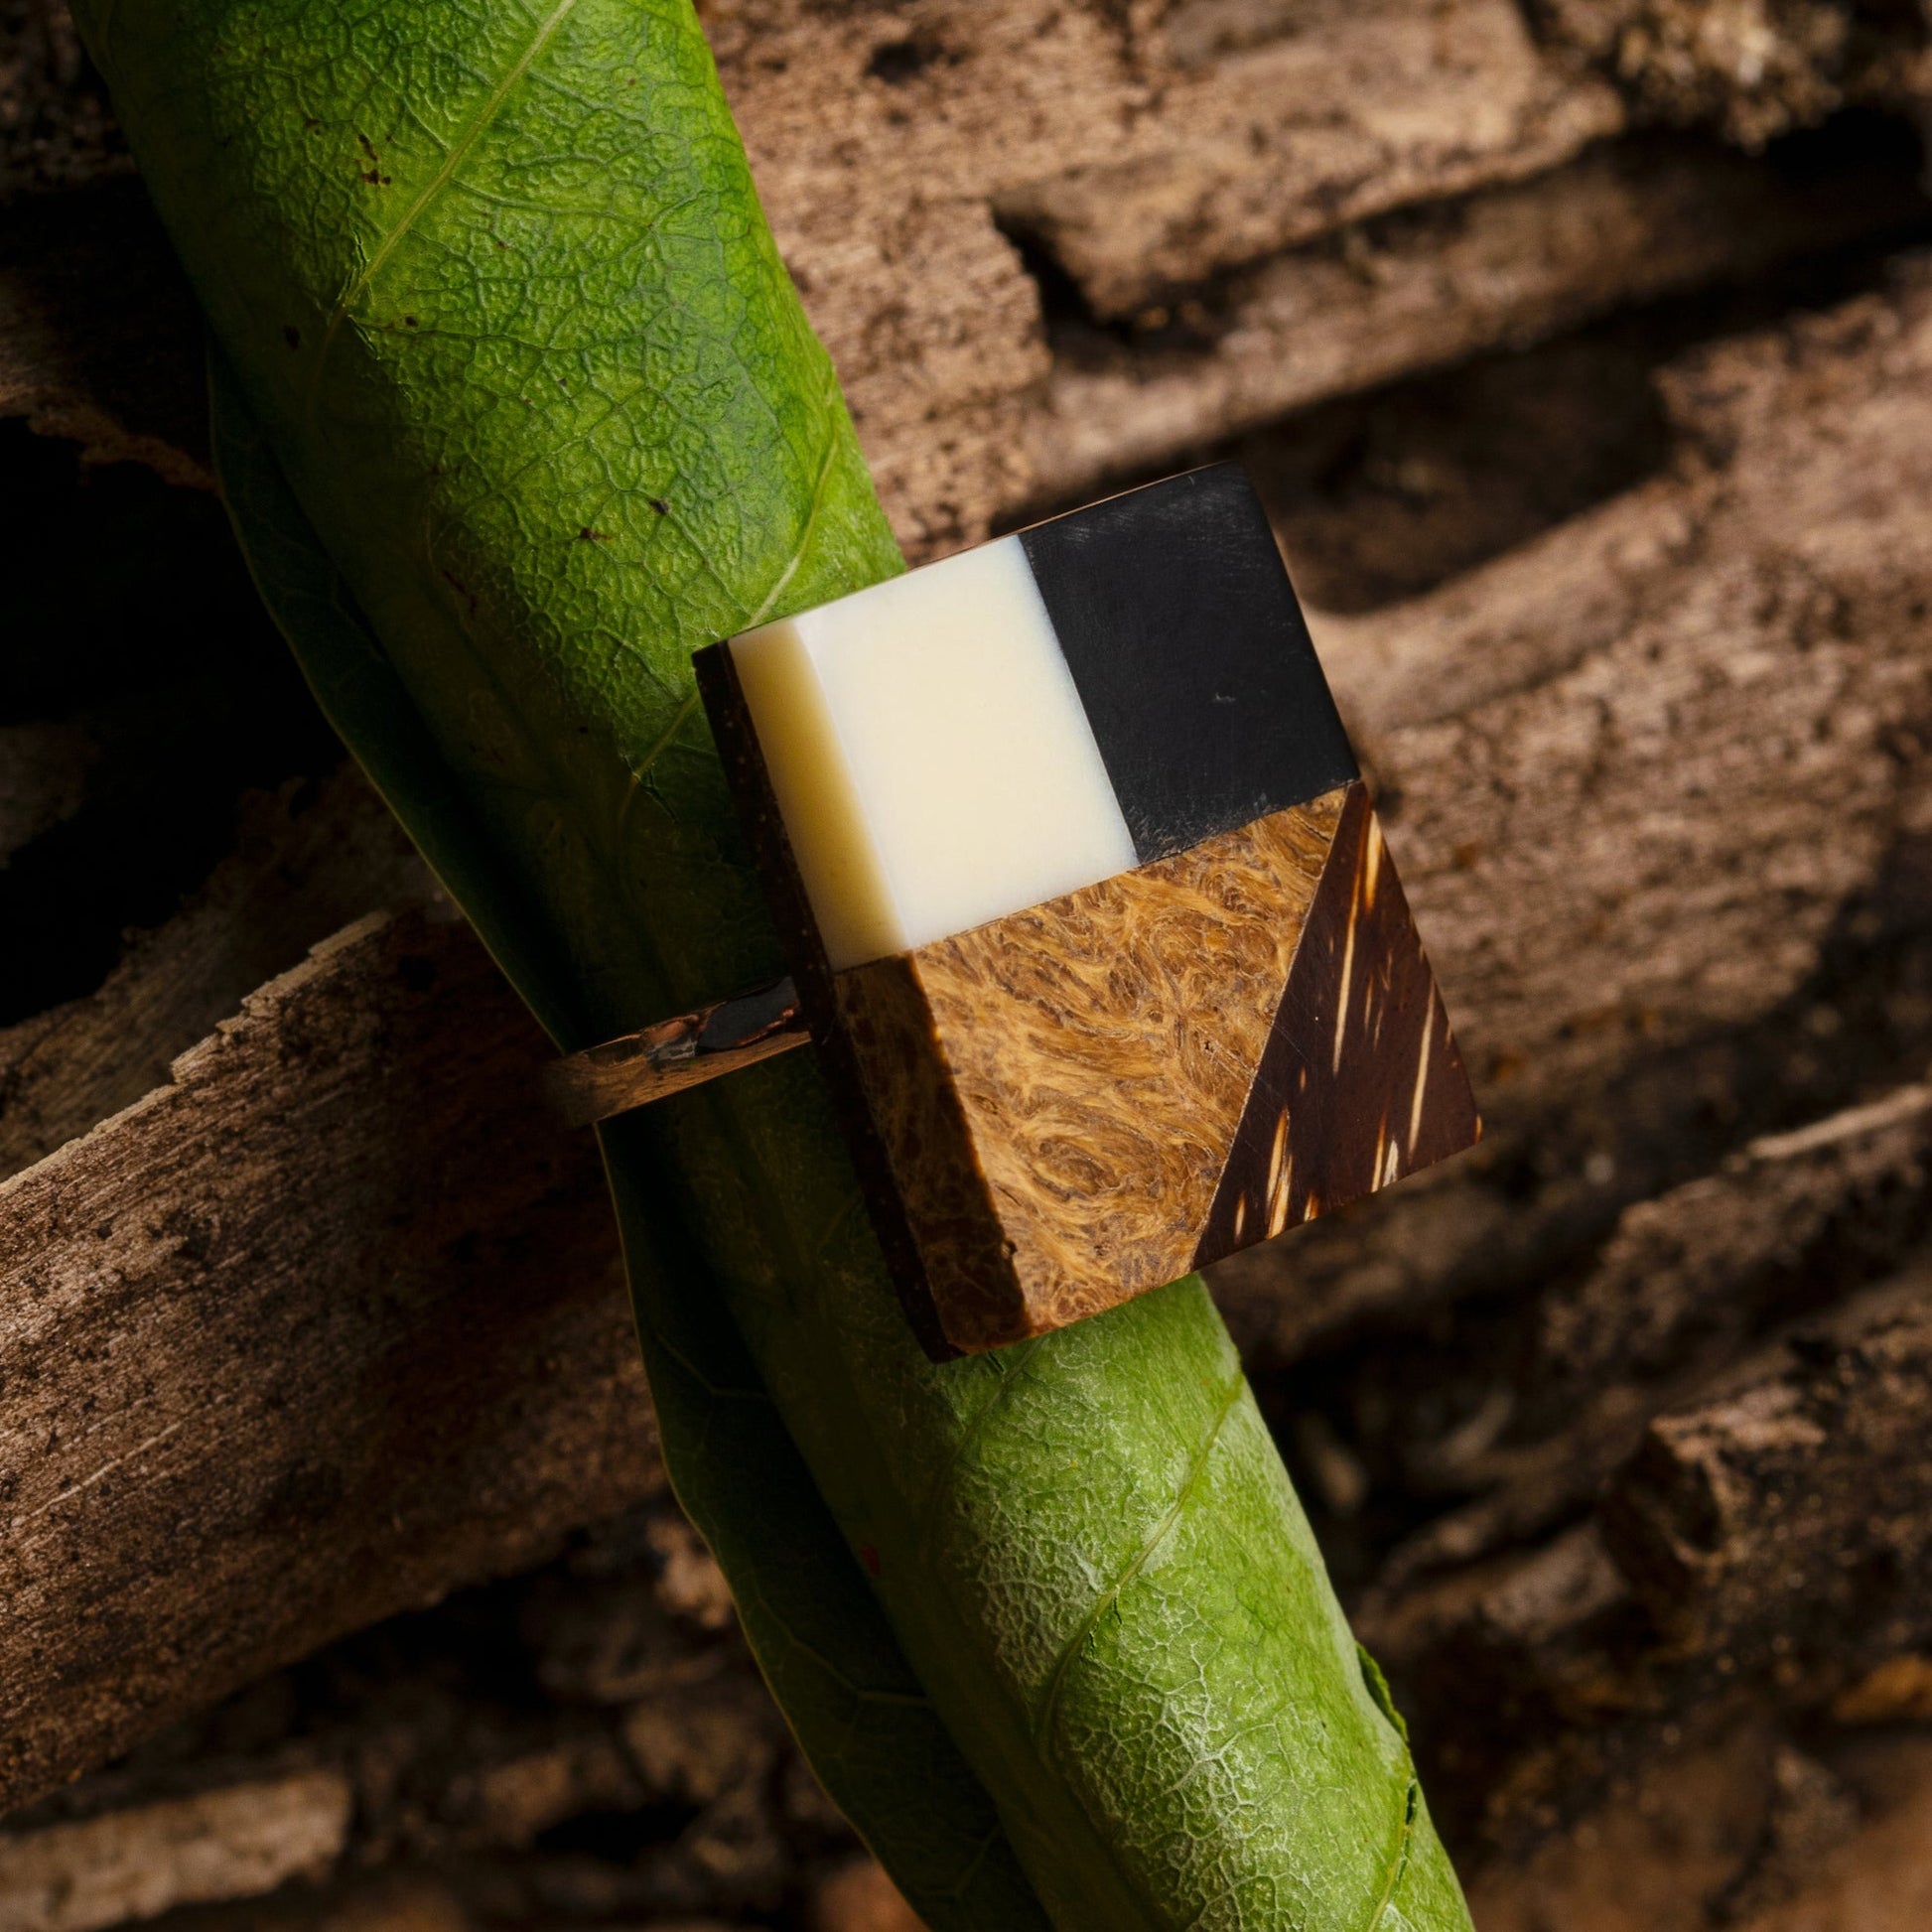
[835,789,1347,1347]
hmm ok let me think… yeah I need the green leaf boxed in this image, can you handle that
[87,3,1477,1924]
[207,349,1050,1929]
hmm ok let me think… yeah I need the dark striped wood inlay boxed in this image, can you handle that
[1193,781,1481,1267]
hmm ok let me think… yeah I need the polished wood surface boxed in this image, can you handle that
[1195,782,1481,1267]
[839,792,1346,1348]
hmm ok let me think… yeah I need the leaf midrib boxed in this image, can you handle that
[1031,1365,1248,1758]
[309,0,584,404]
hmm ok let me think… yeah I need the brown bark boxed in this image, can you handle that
[0,908,652,1813]
[0,770,427,1181]
[9,250,1931,1819]
[1533,0,1932,146]
[0,180,206,486]
[7,0,1932,1919]
[1603,1266,1932,1666]
[1024,133,1928,505]
[12,6,1929,556]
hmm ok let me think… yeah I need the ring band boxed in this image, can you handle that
[545,976,810,1126]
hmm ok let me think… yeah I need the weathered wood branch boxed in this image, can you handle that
[0,179,206,487]
[0,910,654,1812]
[1603,1263,1932,1665]
[1330,272,1932,1108]
[1364,1083,1932,1589]
[8,0,1932,1852]
[11,5,1929,555]
[1533,0,1932,145]
[11,250,1932,1814]
[0,771,428,1181]
[1351,1235,1932,1858]
[983,0,1622,316]
[1024,132,1928,504]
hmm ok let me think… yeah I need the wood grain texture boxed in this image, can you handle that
[11,11,1930,561]
[829,954,1030,1351]
[0,769,428,1184]
[1023,137,1930,510]
[0,908,656,1814]
[835,792,1345,1349]
[1196,782,1481,1265]
[11,40,1932,1819]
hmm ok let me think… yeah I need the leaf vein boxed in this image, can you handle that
[310,0,584,405]
[1031,1366,1247,1755]
[743,398,842,630]
[916,1338,1046,1566]
[1361,1776,1421,1932]
[625,685,703,792]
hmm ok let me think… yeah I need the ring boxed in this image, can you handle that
[544,463,1480,1355]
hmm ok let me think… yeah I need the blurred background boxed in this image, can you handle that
[6,1,1932,1926]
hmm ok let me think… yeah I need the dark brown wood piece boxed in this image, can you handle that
[0,908,655,1817]
[1194,780,1482,1264]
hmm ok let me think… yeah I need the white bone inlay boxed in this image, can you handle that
[728,536,1137,970]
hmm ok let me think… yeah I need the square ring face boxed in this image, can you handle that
[697,465,1480,1356]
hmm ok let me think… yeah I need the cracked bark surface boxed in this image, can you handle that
[7,1,1932,1924]
[10,3,1932,553]
[9,246,1932,1833]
